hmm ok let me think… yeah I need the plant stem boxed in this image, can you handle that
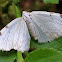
[17,51,24,62]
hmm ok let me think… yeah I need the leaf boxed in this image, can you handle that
[0,0,9,7]
[8,5,16,17]
[0,0,8,3]
[15,6,21,17]
[31,37,62,51]
[43,0,59,4]
[25,48,62,62]
[0,50,16,62]
[12,0,21,4]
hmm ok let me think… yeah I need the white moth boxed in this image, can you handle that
[0,11,62,52]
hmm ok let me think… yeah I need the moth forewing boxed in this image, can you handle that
[0,17,30,52]
[17,19,30,52]
[0,18,21,51]
[33,21,51,43]
[22,11,38,40]
[30,11,62,43]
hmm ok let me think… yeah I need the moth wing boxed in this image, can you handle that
[30,11,62,43]
[33,21,51,43]
[0,17,30,52]
[0,17,20,50]
[17,19,30,52]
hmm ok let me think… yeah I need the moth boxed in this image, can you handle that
[0,11,62,52]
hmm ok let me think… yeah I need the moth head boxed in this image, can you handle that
[22,11,31,22]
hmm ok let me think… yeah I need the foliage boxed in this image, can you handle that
[0,50,16,62]
[25,48,62,62]
[0,0,21,7]
[43,0,59,4]
[8,5,16,17]
[31,37,62,51]
[15,6,21,17]
[0,0,9,7]
[12,0,21,4]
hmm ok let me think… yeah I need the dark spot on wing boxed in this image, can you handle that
[24,15,27,18]
[50,14,51,16]
[30,17,32,20]
[50,12,54,16]
[0,32,1,35]
[29,14,31,16]
[5,25,8,28]
[60,14,62,18]
[23,17,24,19]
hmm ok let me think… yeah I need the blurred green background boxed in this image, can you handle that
[0,0,62,29]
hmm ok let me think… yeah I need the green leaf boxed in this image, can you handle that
[15,6,21,17]
[0,0,8,3]
[12,0,21,4]
[25,48,62,62]
[0,0,9,7]
[31,37,62,51]
[8,5,16,17]
[43,0,59,4]
[0,50,16,62]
